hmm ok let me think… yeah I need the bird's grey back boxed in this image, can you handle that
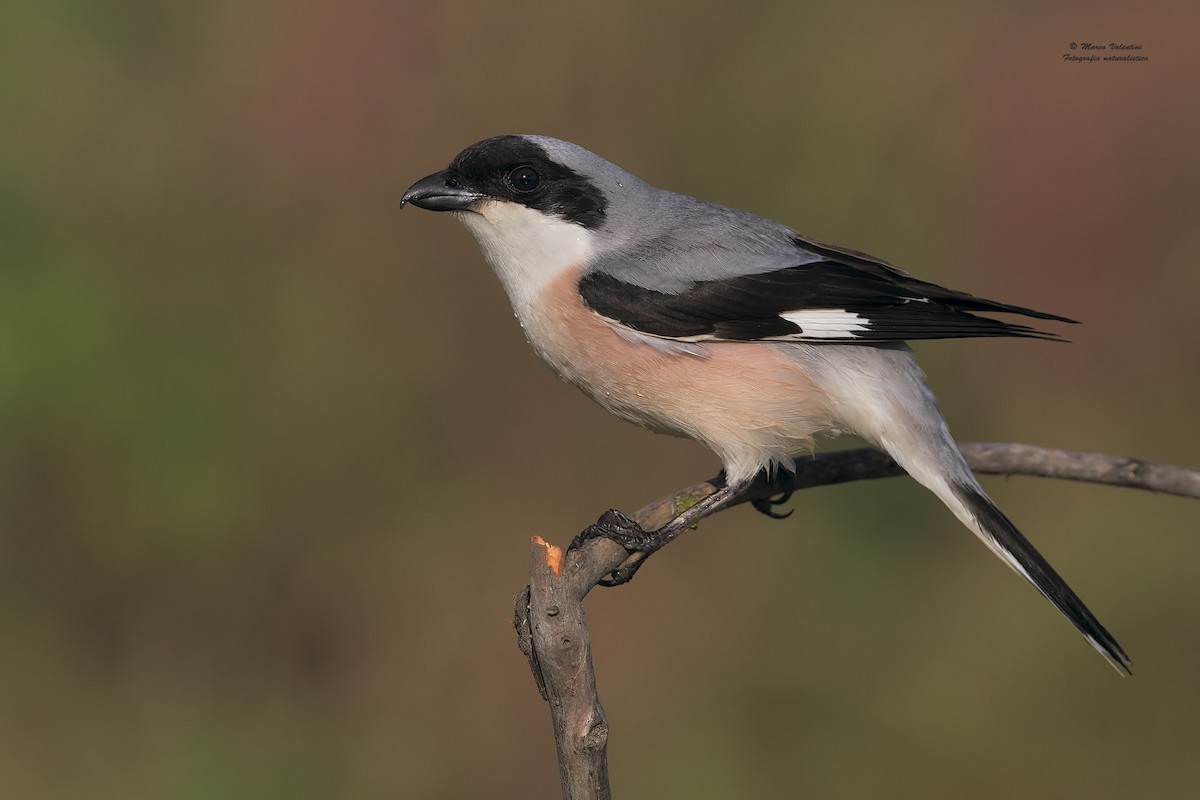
[526,136,819,293]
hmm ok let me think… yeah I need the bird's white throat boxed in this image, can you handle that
[457,201,595,313]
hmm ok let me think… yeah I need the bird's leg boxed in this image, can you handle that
[571,474,751,586]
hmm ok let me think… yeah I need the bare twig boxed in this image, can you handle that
[515,538,610,800]
[959,443,1200,496]
[513,443,1200,799]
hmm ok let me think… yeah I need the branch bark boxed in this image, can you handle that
[512,443,1200,799]
[514,538,610,800]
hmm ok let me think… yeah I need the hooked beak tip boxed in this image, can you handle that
[401,169,482,212]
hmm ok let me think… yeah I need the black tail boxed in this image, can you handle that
[953,483,1132,675]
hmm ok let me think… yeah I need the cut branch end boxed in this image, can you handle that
[532,536,565,575]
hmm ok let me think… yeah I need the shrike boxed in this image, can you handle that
[401,134,1129,673]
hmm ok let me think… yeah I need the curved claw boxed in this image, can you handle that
[751,491,795,519]
[597,553,647,587]
[596,570,625,588]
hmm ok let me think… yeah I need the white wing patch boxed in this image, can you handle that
[779,308,870,339]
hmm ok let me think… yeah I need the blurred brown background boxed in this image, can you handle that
[2,1,1198,798]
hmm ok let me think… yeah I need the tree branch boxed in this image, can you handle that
[514,538,610,800]
[513,443,1200,799]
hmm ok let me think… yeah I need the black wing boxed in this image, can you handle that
[579,234,1076,343]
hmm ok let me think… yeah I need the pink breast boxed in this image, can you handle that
[524,268,835,479]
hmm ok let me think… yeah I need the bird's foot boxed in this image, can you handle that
[571,509,661,551]
[751,489,794,519]
[570,509,665,587]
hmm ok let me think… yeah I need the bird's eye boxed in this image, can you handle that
[507,166,540,193]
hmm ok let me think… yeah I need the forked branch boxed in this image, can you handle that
[512,443,1199,800]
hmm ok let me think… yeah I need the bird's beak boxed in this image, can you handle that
[400,169,484,212]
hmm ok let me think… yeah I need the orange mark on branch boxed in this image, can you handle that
[532,536,564,575]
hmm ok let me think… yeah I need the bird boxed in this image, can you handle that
[401,134,1130,673]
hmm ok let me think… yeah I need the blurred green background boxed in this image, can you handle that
[3,1,1198,798]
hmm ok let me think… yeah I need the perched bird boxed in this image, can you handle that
[401,134,1129,673]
